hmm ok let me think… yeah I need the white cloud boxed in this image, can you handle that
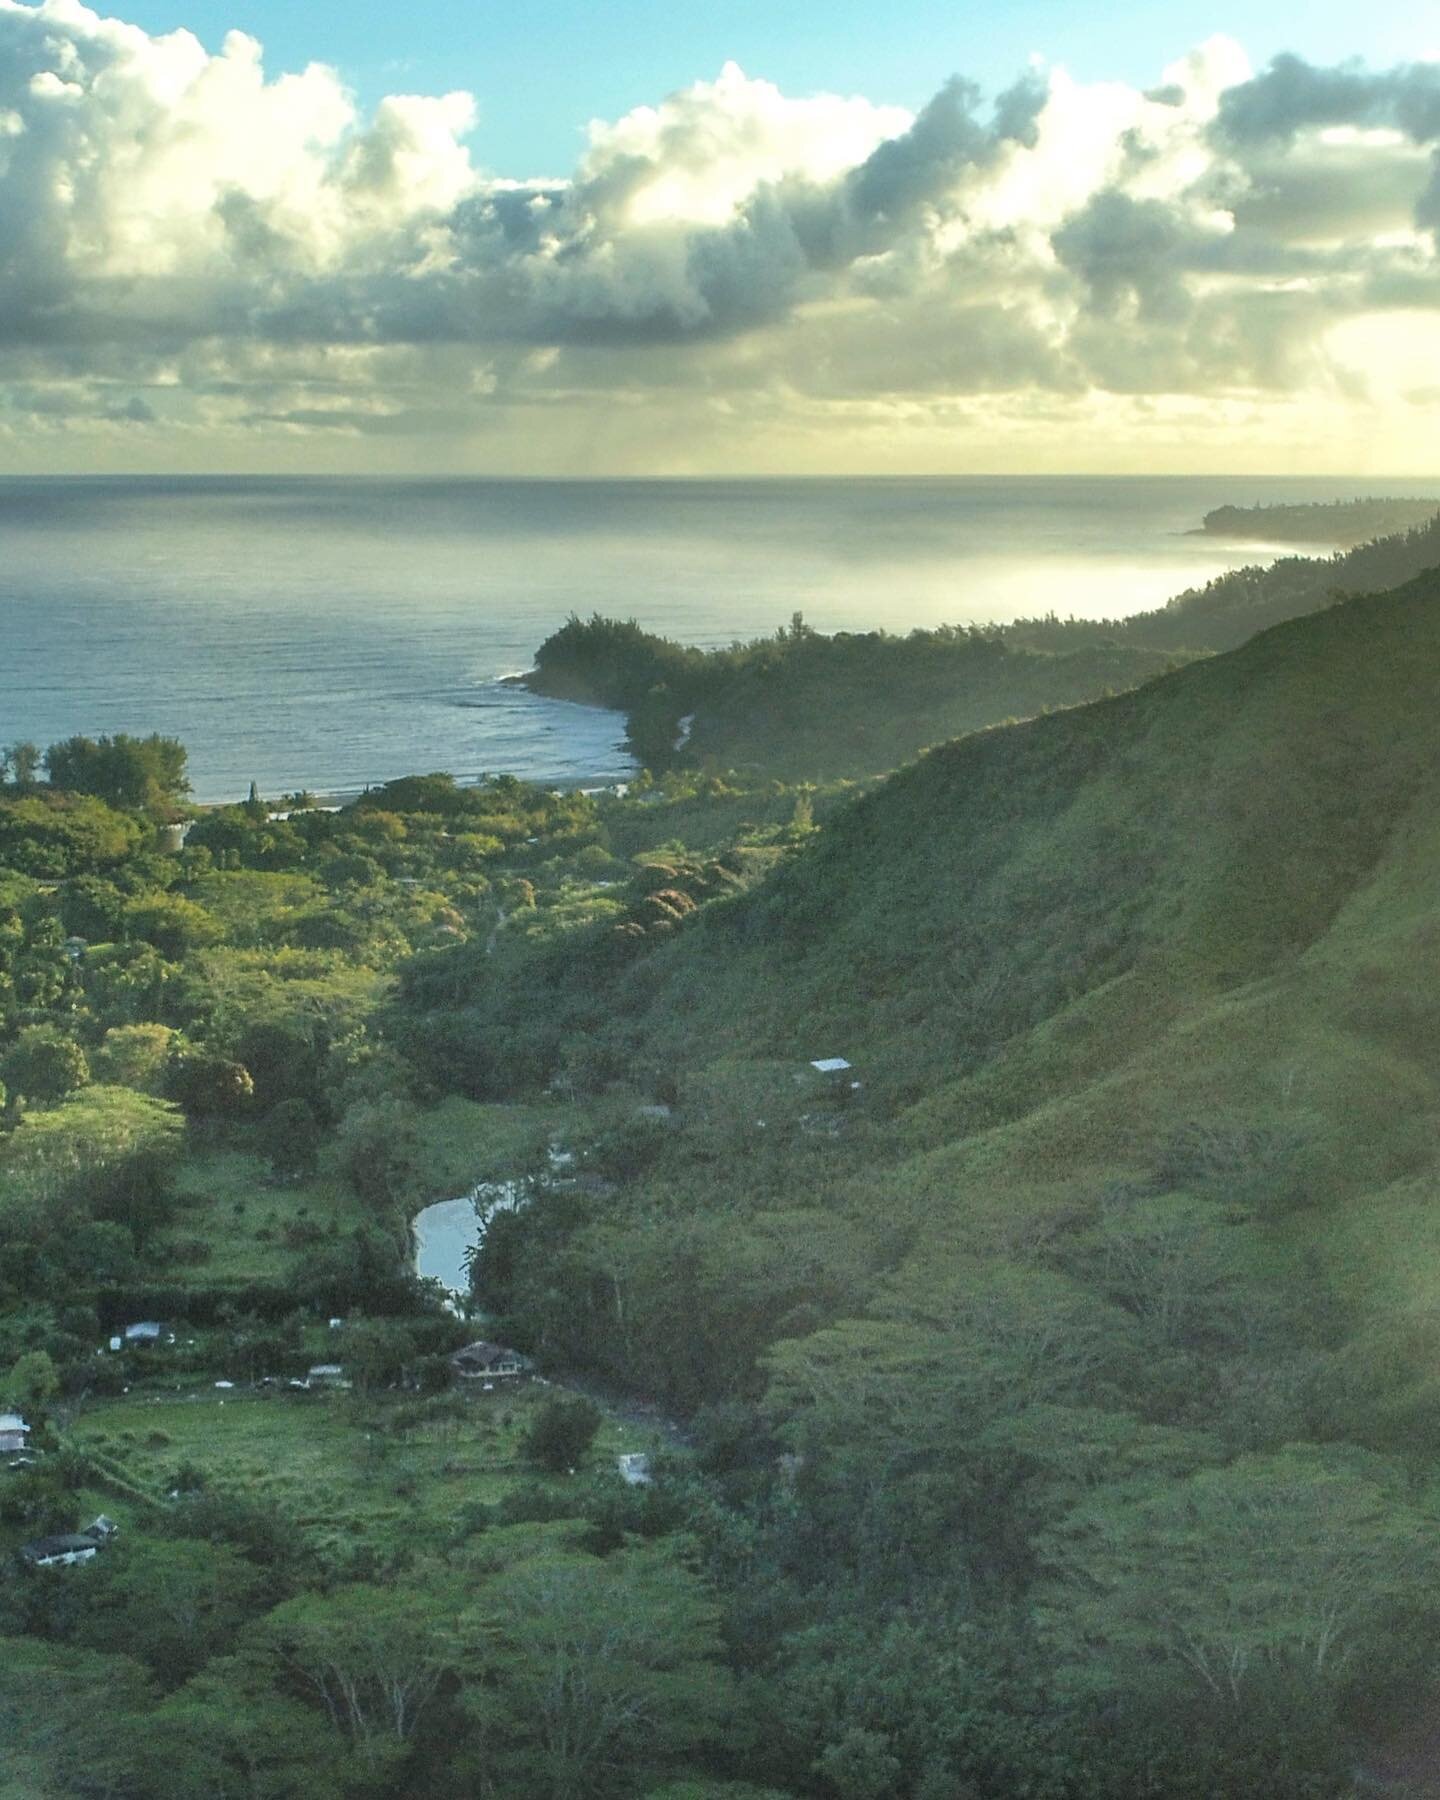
[0,3,1437,469]
[582,60,910,228]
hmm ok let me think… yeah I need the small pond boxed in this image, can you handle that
[412,1182,522,1298]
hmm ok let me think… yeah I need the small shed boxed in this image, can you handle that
[451,1341,530,1381]
[83,1516,120,1545]
[0,1413,29,1456]
[806,1057,860,1104]
[62,936,88,964]
[617,1453,653,1487]
[20,1534,102,1569]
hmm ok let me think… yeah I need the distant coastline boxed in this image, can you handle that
[1193,496,1440,546]
[11,474,1439,804]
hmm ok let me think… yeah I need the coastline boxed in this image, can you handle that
[189,675,636,809]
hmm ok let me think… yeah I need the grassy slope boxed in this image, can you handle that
[680,636,1184,781]
[600,572,1440,1422]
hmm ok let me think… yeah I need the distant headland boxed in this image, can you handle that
[1195,496,1440,546]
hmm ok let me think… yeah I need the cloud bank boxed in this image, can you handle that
[1,0,1438,470]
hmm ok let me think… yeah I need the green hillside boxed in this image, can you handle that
[436,571,1440,1794]
[11,571,1440,1796]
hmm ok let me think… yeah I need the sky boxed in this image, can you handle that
[1,0,1439,474]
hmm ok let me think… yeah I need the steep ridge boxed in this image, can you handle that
[480,569,1440,1443]
[630,568,1440,1103]
[427,567,1440,1791]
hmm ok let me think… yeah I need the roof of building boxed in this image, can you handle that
[0,1413,29,1434]
[21,1534,100,1562]
[452,1340,526,1368]
[123,1321,166,1338]
[810,1058,852,1073]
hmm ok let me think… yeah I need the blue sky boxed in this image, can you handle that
[109,0,1436,176]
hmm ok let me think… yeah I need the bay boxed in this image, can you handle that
[3,473,1434,802]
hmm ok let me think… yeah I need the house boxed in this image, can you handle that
[451,1341,530,1381]
[62,936,88,964]
[123,1321,172,1346]
[83,1516,119,1545]
[20,1534,102,1569]
[305,1364,350,1389]
[0,1412,29,1456]
[617,1453,652,1486]
[809,1057,852,1075]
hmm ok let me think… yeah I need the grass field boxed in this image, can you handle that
[66,1379,654,1562]
[412,1096,580,1195]
[162,1151,372,1285]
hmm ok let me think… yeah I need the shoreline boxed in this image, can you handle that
[192,767,635,812]
[185,672,636,809]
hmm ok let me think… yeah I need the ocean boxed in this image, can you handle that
[3,473,1435,803]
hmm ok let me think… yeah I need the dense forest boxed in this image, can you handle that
[523,504,1440,779]
[1197,498,1440,544]
[7,548,1440,1795]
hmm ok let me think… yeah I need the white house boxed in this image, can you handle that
[0,1412,30,1456]
[617,1453,653,1486]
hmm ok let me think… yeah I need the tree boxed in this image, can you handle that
[2,742,40,786]
[260,1098,321,1177]
[335,1098,421,1213]
[0,1638,157,1796]
[523,1395,602,1475]
[1037,1445,1440,1707]
[44,733,189,811]
[144,1661,352,1800]
[4,1350,58,1420]
[472,1544,734,1800]
[165,1049,254,1120]
[342,1318,415,1394]
[0,1028,89,1105]
[248,1586,455,1776]
[72,1539,269,1689]
[93,1024,178,1093]
[123,893,223,960]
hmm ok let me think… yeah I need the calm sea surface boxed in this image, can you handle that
[4,474,1435,802]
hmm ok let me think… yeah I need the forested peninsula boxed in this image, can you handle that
[8,538,1440,1795]
[522,503,1440,779]
[1197,496,1440,544]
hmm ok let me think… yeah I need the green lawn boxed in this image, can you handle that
[68,1381,653,1561]
[163,1150,371,1285]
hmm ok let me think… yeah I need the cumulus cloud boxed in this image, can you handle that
[0,1,1437,468]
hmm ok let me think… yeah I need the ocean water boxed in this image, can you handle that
[3,473,1435,803]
